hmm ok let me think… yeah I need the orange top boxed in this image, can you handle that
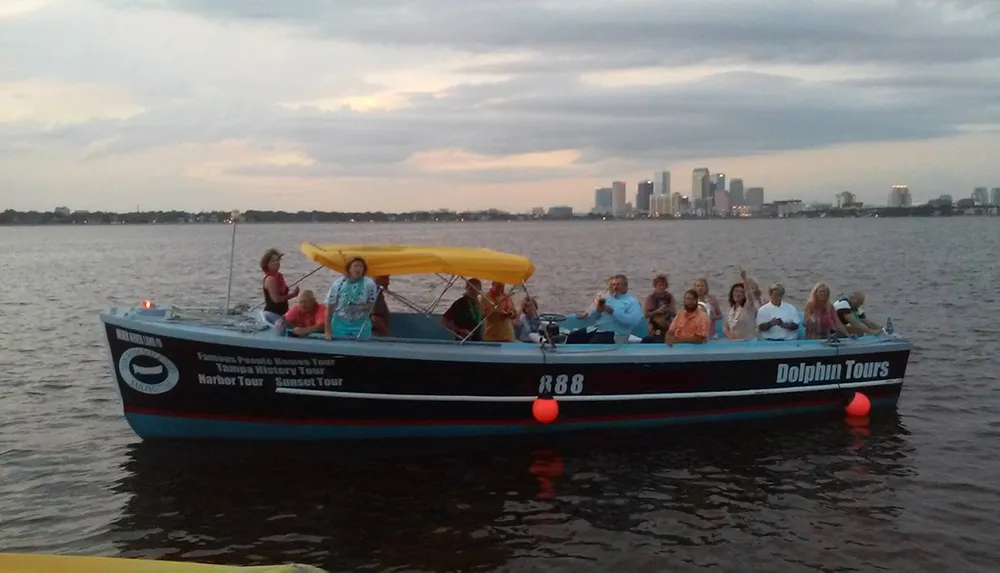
[480,290,516,342]
[284,304,327,328]
[668,309,711,340]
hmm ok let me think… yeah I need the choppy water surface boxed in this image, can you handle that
[1,219,998,572]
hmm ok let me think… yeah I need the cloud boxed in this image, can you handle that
[1,0,999,211]
[124,0,1000,68]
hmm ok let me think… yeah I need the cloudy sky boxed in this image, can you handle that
[1,0,999,213]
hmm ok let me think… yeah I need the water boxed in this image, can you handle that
[1,219,998,572]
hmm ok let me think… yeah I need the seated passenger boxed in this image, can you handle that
[441,279,484,341]
[756,283,800,341]
[282,289,326,337]
[803,282,848,339]
[260,248,299,320]
[324,256,379,340]
[516,297,541,342]
[693,277,722,339]
[666,289,712,345]
[569,273,643,344]
[833,291,883,336]
[642,274,675,343]
[480,280,517,342]
[370,275,391,337]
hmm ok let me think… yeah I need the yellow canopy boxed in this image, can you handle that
[300,243,536,284]
[0,553,326,572]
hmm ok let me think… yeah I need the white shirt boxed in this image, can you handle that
[756,301,800,341]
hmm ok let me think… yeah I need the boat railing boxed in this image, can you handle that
[162,304,270,333]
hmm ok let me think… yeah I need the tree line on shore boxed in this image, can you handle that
[0,204,986,225]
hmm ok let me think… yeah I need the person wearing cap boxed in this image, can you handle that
[833,291,882,335]
[755,283,800,341]
[260,247,299,319]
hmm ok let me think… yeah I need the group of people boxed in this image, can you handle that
[261,248,391,340]
[260,247,884,345]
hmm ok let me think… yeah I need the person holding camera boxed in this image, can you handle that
[568,274,643,344]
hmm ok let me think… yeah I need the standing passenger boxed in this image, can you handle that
[324,256,379,340]
[261,248,299,320]
[480,280,517,342]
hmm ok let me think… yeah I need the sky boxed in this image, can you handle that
[1,0,999,213]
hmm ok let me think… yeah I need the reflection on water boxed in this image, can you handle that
[110,417,914,572]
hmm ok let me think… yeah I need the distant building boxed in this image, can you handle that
[669,192,690,216]
[611,181,627,215]
[636,180,654,213]
[972,187,989,205]
[729,178,745,205]
[746,187,764,211]
[692,168,709,201]
[711,172,726,199]
[888,185,912,207]
[774,200,805,217]
[593,187,613,214]
[653,171,671,199]
[991,188,1000,206]
[547,206,574,219]
[835,191,858,208]
[652,194,670,216]
[714,190,731,216]
[530,207,545,216]
[54,207,71,217]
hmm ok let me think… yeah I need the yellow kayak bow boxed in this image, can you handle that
[0,554,326,573]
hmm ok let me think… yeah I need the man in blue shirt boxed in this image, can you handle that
[568,274,644,344]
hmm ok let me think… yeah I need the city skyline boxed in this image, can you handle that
[2,1,999,213]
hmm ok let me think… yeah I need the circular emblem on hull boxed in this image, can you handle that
[117,347,180,395]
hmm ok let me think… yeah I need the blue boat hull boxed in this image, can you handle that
[125,396,900,440]
[101,307,911,441]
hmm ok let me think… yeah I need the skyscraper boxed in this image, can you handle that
[636,180,654,213]
[991,188,1000,206]
[711,173,726,198]
[714,190,731,216]
[835,191,857,208]
[729,178,744,205]
[593,187,613,214]
[888,185,912,207]
[653,171,671,198]
[611,181,627,215]
[972,187,989,205]
[746,187,764,210]
[691,168,709,200]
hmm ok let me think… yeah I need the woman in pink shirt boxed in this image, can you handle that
[803,282,848,339]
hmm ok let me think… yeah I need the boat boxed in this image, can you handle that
[0,553,324,572]
[98,242,912,440]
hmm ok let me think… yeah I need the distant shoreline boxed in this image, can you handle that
[2,204,997,226]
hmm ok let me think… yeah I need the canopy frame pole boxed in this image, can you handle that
[459,281,522,345]
[354,285,382,340]
[248,264,325,312]
[425,274,459,314]
[224,211,239,312]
